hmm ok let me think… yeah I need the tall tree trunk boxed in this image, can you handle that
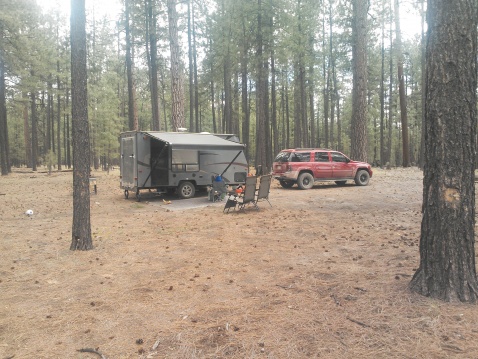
[255,0,268,174]
[293,62,301,148]
[264,41,272,169]
[418,0,426,169]
[271,49,278,157]
[0,54,8,175]
[66,86,71,168]
[380,0,385,167]
[387,1,393,166]
[240,17,249,159]
[46,81,52,152]
[322,11,329,148]
[308,52,315,148]
[192,6,199,133]
[30,79,38,171]
[223,59,232,133]
[70,0,92,250]
[350,0,368,162]
[187,0,194,131]
[394,0,410,167]
[209,38,217,134]
[167,0,185,131]
[328,1,334,148]
[233,73,240,136]
[23,92,31,167]
[147,0,161,131]
[285,71,291,149]
[57,61,62,170]
[125,0,138,131]
[280,77,285,149]
[409,0,478,302]
[336,93,342,152]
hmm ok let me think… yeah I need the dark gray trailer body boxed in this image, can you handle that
[119,131,248,200]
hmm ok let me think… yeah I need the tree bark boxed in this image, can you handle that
[387,2,393,167]
[30,78,38,171]
[240,16,250,160]
[0,53,8,175]
[57,60,62,170]
[322,11,329,149]
[350,0,368,162]
[418,0,426,169]
[125,0,138,131]
[255,0,269,174]
[187,0,194,132]
[192,6,199,133]
[147,0,161,131]
[23,92,31,167]
[409,0,478,302]
[380,0,385,167]
[168,0,185,131]
[70,0,92,251]
[271,49,278,157]
[394,0,410,167]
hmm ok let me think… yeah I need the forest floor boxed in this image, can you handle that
[1,167,478,359]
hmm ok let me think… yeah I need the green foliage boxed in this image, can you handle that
[2,0,425,171]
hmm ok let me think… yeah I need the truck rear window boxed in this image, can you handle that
[290,152,310,162]
[274,152,292,162]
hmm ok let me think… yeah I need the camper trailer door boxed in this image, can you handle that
[121,136,136,188]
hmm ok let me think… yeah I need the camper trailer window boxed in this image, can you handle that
[172,149,199,172]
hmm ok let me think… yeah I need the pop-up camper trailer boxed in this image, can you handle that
[119,131,248,200]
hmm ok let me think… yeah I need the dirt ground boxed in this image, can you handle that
[1,167,478,359]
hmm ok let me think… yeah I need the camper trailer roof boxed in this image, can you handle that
[142,131,245,149]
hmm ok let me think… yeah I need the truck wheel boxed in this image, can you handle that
[178,181,196,199]
[279,180,294,188]
[297,172,314,190]
[354,170,370,186]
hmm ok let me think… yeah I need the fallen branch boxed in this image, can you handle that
[395,273,412,277]
[330,294,341,306]
[346,316,370,328]
[353,287,367,292]
[151,338,161,350]
[77,348,106,359]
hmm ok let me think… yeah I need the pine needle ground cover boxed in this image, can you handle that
[1,168,477,358]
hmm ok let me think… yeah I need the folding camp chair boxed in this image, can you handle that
[223,176,257,212]
[210,175,228,202]
[237,176,258,211]
[254,175,272,208]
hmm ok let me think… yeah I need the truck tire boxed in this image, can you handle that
[354,170,370,186]
[279,180,295,188]
[178,181,196,199]
[297,172,314,190]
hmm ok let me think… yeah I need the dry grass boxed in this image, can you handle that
[1,167,478,359]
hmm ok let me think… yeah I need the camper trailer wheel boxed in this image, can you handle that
[178,181,196,199]
[124,190,129,199]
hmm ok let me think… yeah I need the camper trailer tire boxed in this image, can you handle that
[124,190,129,199]
[178,181,196,199]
